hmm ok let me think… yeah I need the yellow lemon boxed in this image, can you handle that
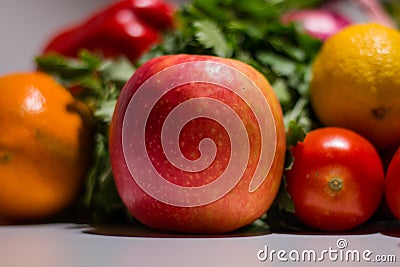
[310,23,400,149]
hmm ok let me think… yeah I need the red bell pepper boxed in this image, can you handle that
[42,0,176,62]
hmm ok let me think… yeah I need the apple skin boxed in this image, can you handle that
[109,54,286,234]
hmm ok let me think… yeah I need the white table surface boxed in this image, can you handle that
[0,223,399,267]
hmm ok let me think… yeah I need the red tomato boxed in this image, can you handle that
[285,127,385,231]
[385,147,400,220]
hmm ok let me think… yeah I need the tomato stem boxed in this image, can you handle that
[328,177,343,191]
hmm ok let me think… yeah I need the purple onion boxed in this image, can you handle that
[281,9,351,41]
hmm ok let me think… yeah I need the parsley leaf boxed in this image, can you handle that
[193,20,232,57]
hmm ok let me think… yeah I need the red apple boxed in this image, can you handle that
[109,54,286,234]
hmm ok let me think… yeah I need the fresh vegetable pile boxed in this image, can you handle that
[1,0,400,233]
[37,0,325,228]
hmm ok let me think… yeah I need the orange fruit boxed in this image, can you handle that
[310,23,400,149]
[0,72,92,221]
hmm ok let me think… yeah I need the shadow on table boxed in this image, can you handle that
[82,220,400,239]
